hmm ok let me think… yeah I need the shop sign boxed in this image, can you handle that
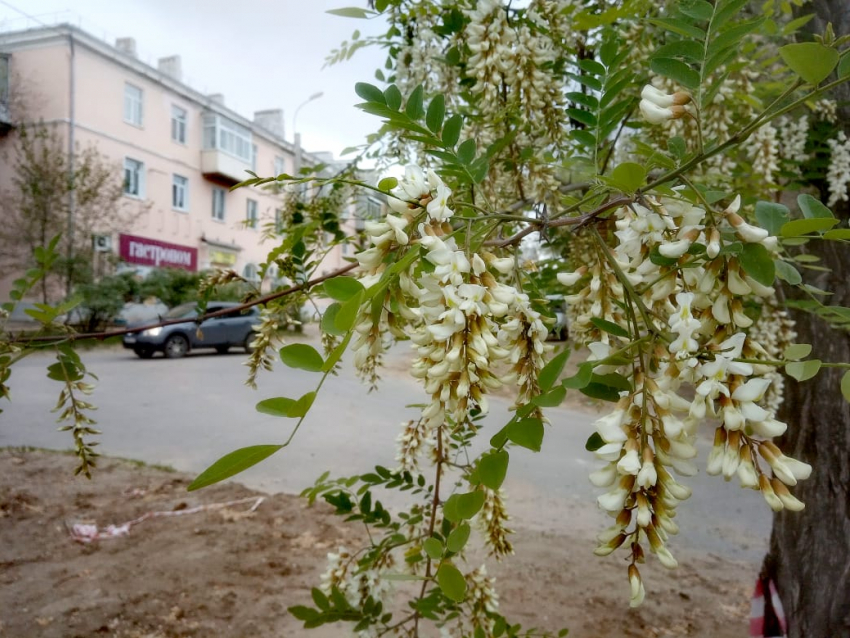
[209,249,238,266]
[119,234,197,271]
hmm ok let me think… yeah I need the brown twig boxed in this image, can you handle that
[9,262,359,345]
[483,196,632,248]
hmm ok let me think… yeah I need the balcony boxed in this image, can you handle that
[200,149,251,185]
[201,112,253,185]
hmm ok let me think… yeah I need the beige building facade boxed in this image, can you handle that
[0,23,324,298]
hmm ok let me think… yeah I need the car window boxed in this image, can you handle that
[164,302,196,319]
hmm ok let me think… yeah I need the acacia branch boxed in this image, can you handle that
[9,262,359,345]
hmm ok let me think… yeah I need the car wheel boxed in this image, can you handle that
[215,345,230,354]
[164,334,189,359]
[244,332,257,354]
[134,347,154,359]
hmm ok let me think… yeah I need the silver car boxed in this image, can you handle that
[122,302,260,359]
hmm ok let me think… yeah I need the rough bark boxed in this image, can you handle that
[763,3,850,635]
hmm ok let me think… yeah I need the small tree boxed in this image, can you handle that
[0,123,135,302]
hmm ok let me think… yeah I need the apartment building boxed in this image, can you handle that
[0,23,324,298]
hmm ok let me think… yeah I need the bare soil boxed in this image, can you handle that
[0,448,759,637]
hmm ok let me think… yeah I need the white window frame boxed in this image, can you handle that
[274,208,284,234]
[202,113,253,162]
[172,174,189,211]
[274,156,286,177]
[246,199,258,229]
[171,105,187,144]
[123,157,144,198]
[212,187,226,221]
[124,83,143,127]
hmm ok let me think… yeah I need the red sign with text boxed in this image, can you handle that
[119,234,197,272]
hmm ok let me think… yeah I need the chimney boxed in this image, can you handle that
[115,37,137,57]
[253,109,284,139]
[157,55,182,82]
[208,93,225,106]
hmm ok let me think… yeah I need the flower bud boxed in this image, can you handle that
[629,564,646,608]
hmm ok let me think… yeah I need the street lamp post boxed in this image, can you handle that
[293,91,323,176]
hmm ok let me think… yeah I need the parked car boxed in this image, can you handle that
[122,302,260,359]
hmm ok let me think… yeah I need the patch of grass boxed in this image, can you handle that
[0,446,177,473]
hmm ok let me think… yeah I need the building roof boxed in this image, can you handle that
[0,23,324,165]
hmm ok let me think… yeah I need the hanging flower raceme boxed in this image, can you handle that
[558,193,812,603]
[639,84,692,125]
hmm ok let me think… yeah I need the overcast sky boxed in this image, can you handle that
[0,0,386,158]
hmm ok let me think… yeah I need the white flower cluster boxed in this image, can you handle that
[353,164,546,560]
[558,194,811,605]
[748,295,796,414]
[777,115,810,166]
[826,131,850,208]
[747,122,780,185]
[813,98,838,123]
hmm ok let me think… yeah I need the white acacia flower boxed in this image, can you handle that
[427,182,454,222]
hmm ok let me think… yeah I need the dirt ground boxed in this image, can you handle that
[0,448,759,638]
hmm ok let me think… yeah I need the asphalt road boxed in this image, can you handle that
[0,335,771,562]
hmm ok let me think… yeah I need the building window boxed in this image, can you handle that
[124,83,143,126]
[274,208,284,234]
[0,54,9,111]
[171,105,187,144]
[246,199,258,229]
[252,144,258,172]
[123,158,144,197]
[243,263,259,282]
[274,156,286,177]
[172,174,189,211]
[212,187,226,221]
[202,113,252,162]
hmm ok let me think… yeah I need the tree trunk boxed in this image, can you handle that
[763,3,850,635]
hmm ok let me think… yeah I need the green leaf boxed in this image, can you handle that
[566,108,597,127]
[738,243,775,287]
[590,317,630,338]
[457,139,477,165]
[324,276,365,302]
[532,385,567,407]
[437,563,466,602]
[841,370,850,402]
[823,229,850,240]
[609,162,646,193]
[405,85,425,119]
[188,444,283,491]
[649,17,705,39]
[377,177,398,192]
[312,588,330,611]
[478,450,509,490]
[755,201,790,236]
[426,95,445,134]
[785,359,822,382]
[256,397,296,417]
[779,42,840,84]
[678,0,714,21]
[442,114,463,147]
[447,523,471,553]
[652,40,704,62]
[650,58,700,89]
[355,82,386,104]
[797,194,834,219]
[775,260,802,285]
[566,91,599,109]
[279,344,324,372]
[780,217,839,237]
[384,85,402,110]
[327,7,374,18]
[562,362,593,389]
[585,432,605,452]
[839,51,850,79]
[580,382,622,402]
[423,537,444,560]
[506,418,544,452]
[444,491,486,522]
[289,391,317,418]
[668,136,687,159]
[322,303,345,337]
[334,290,364,332]
[539,349,569,393]
[783,344,812,360]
